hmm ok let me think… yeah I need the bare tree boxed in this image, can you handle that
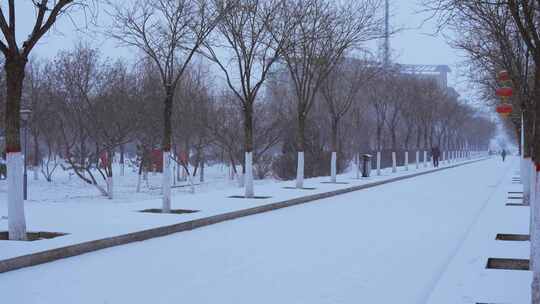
[203,0,292,197]
[320,57,376,182]
[108,0,229,212]
[279,0,383,188]
[0,0,94,240]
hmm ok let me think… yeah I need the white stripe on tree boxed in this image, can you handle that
[296,152,304,188]
[376,151,381,176]
[162,151,172,213]
[391,152,397,173]
[404,151,408,171]
[7,152,26,240]
[331,151,337,183]
[245,152,254,198]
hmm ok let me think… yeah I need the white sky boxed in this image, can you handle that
[15,0,472,100]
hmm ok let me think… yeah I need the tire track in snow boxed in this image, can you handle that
[419,160,514,304]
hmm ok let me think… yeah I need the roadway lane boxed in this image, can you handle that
[0,158,512,304]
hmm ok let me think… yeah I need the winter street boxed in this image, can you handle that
[0,157,525,304]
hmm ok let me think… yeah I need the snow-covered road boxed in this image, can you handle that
[0,158,513,304]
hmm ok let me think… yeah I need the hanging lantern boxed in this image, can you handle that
[496,103,513,117]
[495,70,514,118]
[498,70,510,82]
[496,87,513,99]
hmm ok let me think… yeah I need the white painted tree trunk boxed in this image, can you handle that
[356,153,361,179]
[525,158,532,205]
[391,152,397,173]
[404,151,409,171]
[423,151,428,168]
[330,151,337,183]
[415,151,419,169]
[376,152,381,176]
[245,152,254,198]
[106,176,113,200]
[162,151,171,213]
[136,173,142,193]
[296,152,304,188]
[237,172,245,188]
[186,168,195,194]
[7,152,26,240]
[531,162,537,271]
[531,166,540,303]
[200,160,205,183]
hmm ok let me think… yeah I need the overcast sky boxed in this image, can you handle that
[17,0,471,100]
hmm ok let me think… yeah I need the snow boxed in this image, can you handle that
[0,154,486,261]
[0,155,526,304]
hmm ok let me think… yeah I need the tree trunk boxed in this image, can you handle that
[524,110,534,205]
[120,144,125,177]
[330,118,338,183]
[376,124,383,151]
[200,156,205,183]
[162,90,173,213]
[531,64,540,304]
[391,151,397,173]
[33,133,39,180]
[296,112,306,188]
[5,57,27,241]
[416,126,422,150]
[244,103,254,198]
[106,150,114,200]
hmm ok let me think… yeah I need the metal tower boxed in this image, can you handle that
[383,0,390,67]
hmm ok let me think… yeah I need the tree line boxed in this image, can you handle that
[423,1,540,303]
[0,0,494,241]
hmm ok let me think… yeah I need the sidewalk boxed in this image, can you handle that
[427,159,531,303]
[0,155,486,271]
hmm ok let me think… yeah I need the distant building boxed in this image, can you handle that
[397,64,451,89]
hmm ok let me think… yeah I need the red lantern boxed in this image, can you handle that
[498,70,510,82]
[496,103,513,117]
[496,87,513,98]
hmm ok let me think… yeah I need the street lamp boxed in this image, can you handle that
[20,109,31,200]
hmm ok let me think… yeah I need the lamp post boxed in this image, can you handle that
[20,109,31,200]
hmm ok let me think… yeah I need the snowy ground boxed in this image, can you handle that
[0,156,526,304]
[0,155,479,261]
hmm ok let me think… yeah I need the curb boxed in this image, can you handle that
[0,157,489,274]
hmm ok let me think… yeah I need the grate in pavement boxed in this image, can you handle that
[496,234,530,241]
[140,209,198,214]
[0,231,67,241]
[486,258,529,271]
[506,203,528,206]
[228,195,272,199]
[283,187,317,190]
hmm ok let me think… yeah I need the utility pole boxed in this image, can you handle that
[383,0,390,67]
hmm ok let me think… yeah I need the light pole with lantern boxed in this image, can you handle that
[20,109,31,200]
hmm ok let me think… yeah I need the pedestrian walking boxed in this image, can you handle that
[431,146,441,168]
[501,149,507,162]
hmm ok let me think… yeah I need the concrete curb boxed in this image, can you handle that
[0,157,489,274]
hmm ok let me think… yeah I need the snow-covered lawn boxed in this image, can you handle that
[0,156,525,304]
[0,156,481,261]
